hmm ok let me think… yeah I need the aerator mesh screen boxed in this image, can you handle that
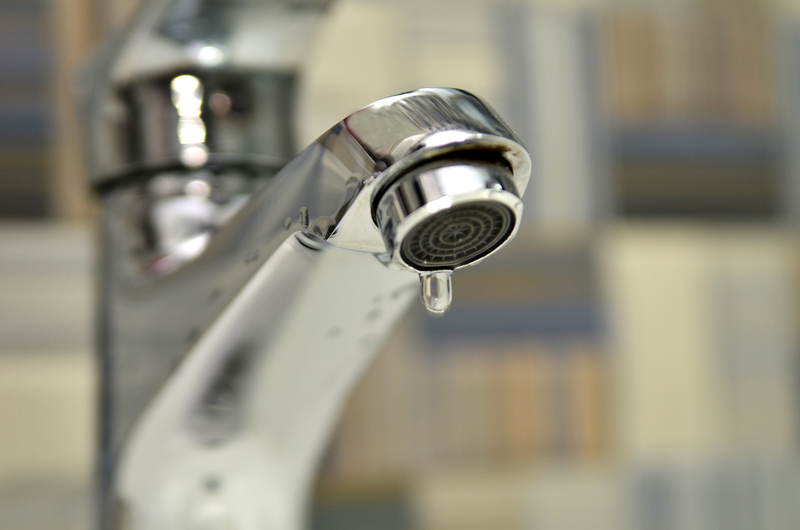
[400,202,514,270]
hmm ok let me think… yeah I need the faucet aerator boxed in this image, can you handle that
[375,157,524,314]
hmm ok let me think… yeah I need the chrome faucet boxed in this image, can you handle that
[80,1,530,529]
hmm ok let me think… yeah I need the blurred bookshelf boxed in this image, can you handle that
[0,0,104,220]
[0,0,52,217]
[600,9,782,219]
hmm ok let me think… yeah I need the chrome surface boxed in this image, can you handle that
[85,3,530,530]
[375,159,523,272]
[79,0,333,185]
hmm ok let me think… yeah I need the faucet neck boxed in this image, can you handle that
[80,0,334,187]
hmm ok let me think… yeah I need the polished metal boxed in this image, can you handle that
[83,2,530,530]
[78,0,333,186]
[375,159,523,272]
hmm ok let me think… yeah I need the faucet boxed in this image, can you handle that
[80,1,530,529]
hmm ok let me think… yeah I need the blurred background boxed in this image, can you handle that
[3,0,800,529]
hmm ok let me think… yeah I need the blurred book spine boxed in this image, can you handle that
[602,9,775,125]
[601,10,781,219]
[0,4,51,217]
[319,336,609,487]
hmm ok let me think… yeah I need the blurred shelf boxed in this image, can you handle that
[0,483,90,530]
[0,223,92,350]
[0,0,53,218]
[422,301,601,341]
[0,106,50,142]
[612,124,780,163]
[609,125,781,219]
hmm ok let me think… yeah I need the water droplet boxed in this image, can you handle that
[187,326,201,344]
[208,288,221,303]
[365,308,381,322]
[202,475,222,492]
[345,176,361,189]
[299,207,309,229]
[419,271,452,316]
[244,248,259,264]
[312,217,335,238]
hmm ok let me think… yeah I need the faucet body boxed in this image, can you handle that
[82,2,530,530]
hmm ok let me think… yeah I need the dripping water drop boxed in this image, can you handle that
[419,271,452,317]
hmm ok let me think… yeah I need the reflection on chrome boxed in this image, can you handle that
[191,44,226,67]
[185,179,211,198]
[134,173,251,275]
[170,75,209,168]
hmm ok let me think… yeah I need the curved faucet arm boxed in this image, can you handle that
[223,87,530,256]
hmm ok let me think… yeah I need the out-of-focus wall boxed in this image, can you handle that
[0,224,94,530]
